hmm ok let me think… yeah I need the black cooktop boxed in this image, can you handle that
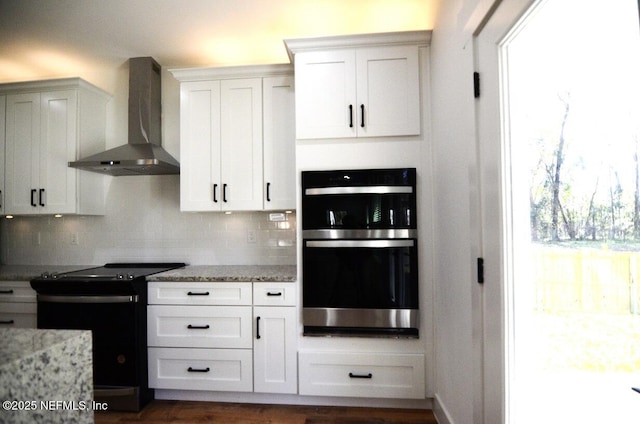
[31,263,186,295]
[39,263,186,281]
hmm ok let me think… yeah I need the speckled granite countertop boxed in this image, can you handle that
[0,264,297,283]
[148,265,297,282]
[0,265,91,281]
[0,328,93,423]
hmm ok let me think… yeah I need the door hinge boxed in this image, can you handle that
[477,257,484,284]
[473,72,480,98]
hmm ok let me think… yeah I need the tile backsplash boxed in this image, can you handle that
[0,176,296,266]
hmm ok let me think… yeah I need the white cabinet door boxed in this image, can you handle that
[294,50,357,139]
[253,306,297,394]
[0,95,5,215]
[5,92,40,215]
[40,90,77,214]
[220,78,263,211]
[294,45,420,140]
[179,81,221,212]
[263,76,295,210]
[356,46,420,137]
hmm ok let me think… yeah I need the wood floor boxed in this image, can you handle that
[95,400,437,424]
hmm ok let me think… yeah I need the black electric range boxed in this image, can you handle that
[30,262,186,411]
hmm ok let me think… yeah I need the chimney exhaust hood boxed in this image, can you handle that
[69,57,180,176]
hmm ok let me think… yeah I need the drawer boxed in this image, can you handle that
[0,281,37,303]
[253,282,297,306]
[298,351,425,399]
[148,347,253,392]
[148,282,252,305]
[0,303,37,328]
[148,305,252,348]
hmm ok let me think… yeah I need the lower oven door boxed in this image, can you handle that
[36,294,144,409]
[302,239,419,336]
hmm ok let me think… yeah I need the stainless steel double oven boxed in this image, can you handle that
[302,168,419,337]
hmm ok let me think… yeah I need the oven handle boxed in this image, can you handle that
[305,240,415,248]
[305,186,413,195]
[37,294,139,303]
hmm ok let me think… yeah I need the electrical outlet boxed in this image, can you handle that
[247,229,257,244]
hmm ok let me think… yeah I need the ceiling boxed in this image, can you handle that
[0,0,436,83]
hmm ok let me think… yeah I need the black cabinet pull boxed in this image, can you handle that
[266,291,282,297]
[360,104,365,128]
[31,189,37,207]
[0,289,14,295]
[39,188,45,207]
[187,291,210,296]
[0,189,3,208]
[223,184,228,203]
[0,320,15,325]
[187,324,210,329]
[266,182,271,202]
[187,367,210,373]
[213,184,218,203]
[256,316,261,339]
[349,372,373,379]
[349,104,353,128]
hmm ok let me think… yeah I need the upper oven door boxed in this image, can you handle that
[302,168,417,236]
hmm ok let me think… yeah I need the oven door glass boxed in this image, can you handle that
[303,191,416,230]
[302,239,418,309]
[37,297,139,386]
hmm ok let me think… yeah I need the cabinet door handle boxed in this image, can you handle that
[266,182,271,202]
[360,104,365,128]
[223,184,228,203]
[349,372,373,379]
[0,189,3,208]
[39,188,46,207]
[187,324,210,330]
[0,320,15,325]
[187,367,210,373]
[187,291,210,296]
[213,184,218,203]
[266,291,282,297]
[256,316,261,339]
[349,104,353,128]
[31,189,37,207]
[0,289,14,295]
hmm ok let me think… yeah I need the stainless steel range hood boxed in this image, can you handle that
[69,57,180,176]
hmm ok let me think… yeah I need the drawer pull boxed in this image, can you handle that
[187,291,210,296]
[187,367,210,373]
[349,372,373,379]
[266,291,282,297]
[187,324,210,330]
[0,289,14,295]
[0,320,15,325]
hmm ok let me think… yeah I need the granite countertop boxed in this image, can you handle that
[0,265,91,281]
[148,265,297,282]
[0,264,297,283]
[0,328,90,365]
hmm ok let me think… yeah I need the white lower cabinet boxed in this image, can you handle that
[147,281,297,395]
[148,347,253,392]
[298,351,425,399]
[0,281,37,328]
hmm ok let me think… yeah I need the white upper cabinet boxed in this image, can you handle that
[172,65,295,212]
[285,31,430,140]
[2,79,109,216]
[262,76,295,210]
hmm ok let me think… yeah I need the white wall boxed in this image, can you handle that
[430,0,485,423]
[0,65,297,266]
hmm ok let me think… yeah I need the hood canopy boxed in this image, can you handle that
[69,57,180,176]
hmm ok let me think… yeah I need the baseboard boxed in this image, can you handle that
[155,389,434,410]
[433,393,453,424]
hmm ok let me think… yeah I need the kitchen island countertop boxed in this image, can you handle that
[148,265,297,282]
